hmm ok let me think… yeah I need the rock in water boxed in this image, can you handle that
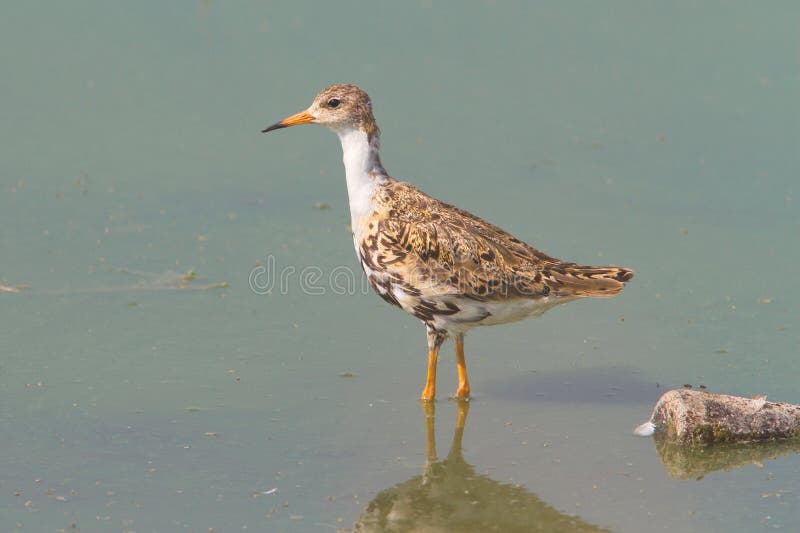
[634,389,800,445]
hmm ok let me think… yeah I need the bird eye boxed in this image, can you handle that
[327,98,341,108]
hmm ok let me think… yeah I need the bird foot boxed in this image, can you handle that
[420,389,436,402]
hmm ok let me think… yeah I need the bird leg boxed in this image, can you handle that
[454,333,471,399]
[421,327,446,401]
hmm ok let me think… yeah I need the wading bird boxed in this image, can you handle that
[263,84,633,401]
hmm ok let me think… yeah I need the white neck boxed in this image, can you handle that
[336,127,386,222]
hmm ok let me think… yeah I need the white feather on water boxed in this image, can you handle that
[633,421,656,437]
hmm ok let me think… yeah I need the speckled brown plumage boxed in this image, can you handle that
[355,178,633,331]
[263,83,634,400]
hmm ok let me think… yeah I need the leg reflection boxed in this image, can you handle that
[354,401,610,532]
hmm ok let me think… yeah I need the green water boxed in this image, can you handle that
[2,2,798,531]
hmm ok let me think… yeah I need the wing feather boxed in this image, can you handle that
[369,181,632,302]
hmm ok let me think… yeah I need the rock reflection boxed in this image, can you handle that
[654,434,800,479]
[354,401,610,532]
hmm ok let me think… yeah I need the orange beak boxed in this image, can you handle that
[262,109,315,133]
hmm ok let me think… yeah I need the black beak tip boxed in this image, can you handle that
[262,122,287,133]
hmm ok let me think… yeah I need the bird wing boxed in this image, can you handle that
[363,181,632,302]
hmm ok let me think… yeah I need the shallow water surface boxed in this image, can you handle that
[2,2,798,532]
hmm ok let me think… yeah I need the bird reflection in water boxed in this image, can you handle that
[354,401,610,532]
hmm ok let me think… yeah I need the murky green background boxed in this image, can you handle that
[2,2,798,532]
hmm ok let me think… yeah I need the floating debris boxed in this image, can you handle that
[14,268,229,296]
[633,421,656,437]
[0,284,29,293]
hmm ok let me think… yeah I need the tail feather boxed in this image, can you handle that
[549,265,634,298]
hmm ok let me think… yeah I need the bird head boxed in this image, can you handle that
[262,83,376,135]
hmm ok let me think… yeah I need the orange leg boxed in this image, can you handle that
[421,328,446,401]
[454,333,471,399]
